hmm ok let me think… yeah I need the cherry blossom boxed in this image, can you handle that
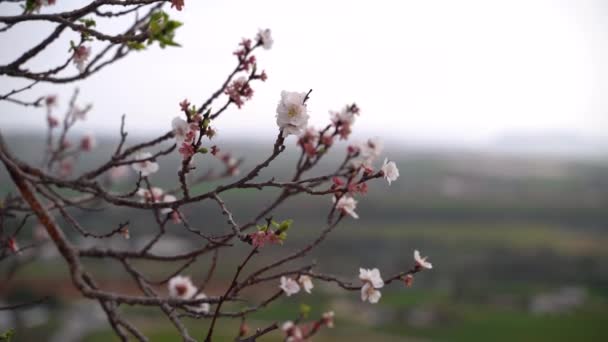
[414,250,433,269]
[178,142,196,159]
[225,76,253,108]
[381,158,399,185]
[59,157,74,178]
[333,195,359,219]
[172,117,190,142]
[73,45,91,73]
[281,321,303,342]
[160,194,177,214]
[298,275,314,294]
[276,91,309,137]
[279,276,301,296]
[257,28,273,50]
[361,282,382,304]
[80,134,96,151]
[186,293,210,314]
[168,275,197,299]
[322,311,335,328]
[403,274,414,288]
[359,268,384,304]
[47,115,59,128]
[137,187,164,202]
[359,137,383,162]
[132,152,159,176]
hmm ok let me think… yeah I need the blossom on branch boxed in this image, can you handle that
[186,293,210,314]
[168,275,197,299]
[322,311,335,328]
[132,152,159,176]
[281,321,303,342]
[359,268,384,304]
[172,117,190,142]
[80,134,96,151]
[137,187,164,202]
[381,158,399,185]
[73,45,91,73]
[257,28,273,50]
[333,195,359,219]
[414,250,433,269]
[280,276,301,296]
[276,91,309,137]
[298,275,314,294]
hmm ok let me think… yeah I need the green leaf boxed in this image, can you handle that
[0,329,15,342]
[78,18,96,28]
[299,304,311,318]
[127,41,146,51]
[277,219,293,232]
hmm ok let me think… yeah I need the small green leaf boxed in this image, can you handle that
[0,329,15,342]
[299,304,311,318]
[78,18,96,28]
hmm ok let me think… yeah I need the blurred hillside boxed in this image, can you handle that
[1,133,607,341]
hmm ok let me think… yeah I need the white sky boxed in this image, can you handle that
[1,0,607,146]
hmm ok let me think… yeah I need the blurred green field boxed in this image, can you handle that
[1,136,607,341]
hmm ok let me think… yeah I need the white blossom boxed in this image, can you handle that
[279,276,301,296]
[359,268,384,288]
[359,137,383,161]
[136,187,164,202]
[186,293,210,314]
[298,275,314,294]
[361,282,382,304]
[330,105,358,125]
[160,194,177,214]
[322,311,335,328]
[168,275,197,299]
[132,152,159,176]
[73,46,91,73]
[359,268,384,304]
[281,321,303,341]
[381,158,400,185]
[172,117,189,142]
[333,195,359,219]
[276,91,309,137]
[414,250,433,269]
[258,28,273,50]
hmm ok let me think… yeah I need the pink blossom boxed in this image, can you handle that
[179,142,195,159]
[45,95,57,108]
[225,77,253,108]
[59,157,74,178]
[80,134,96,151]
[73,45,91,73]
[179,99,190,112]
[47,115,59,128]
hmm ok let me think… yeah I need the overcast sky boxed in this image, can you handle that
[1,0,607,147]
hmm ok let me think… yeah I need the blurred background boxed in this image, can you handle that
[1,0,607,341]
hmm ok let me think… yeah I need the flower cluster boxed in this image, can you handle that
[359,268,384,303]
[330,103,360,139]
[225,76,254,109]
[279,275,314,296]
[136,187,181,223]
[168,275,210,314]
[172,115,201,160]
